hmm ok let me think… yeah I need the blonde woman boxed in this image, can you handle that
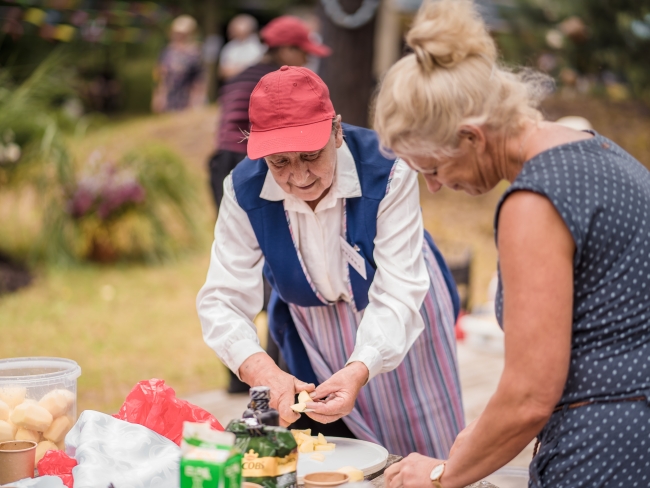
[374,1,650,487]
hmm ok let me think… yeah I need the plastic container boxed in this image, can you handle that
[0,358,81,449]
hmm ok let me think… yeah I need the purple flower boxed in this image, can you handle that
[66,154,146,221]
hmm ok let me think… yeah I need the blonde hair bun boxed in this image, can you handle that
[407,0,497,70]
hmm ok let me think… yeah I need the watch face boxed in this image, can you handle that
[430,463,445,481]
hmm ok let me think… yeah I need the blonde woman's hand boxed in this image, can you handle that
[385,453,442,488]
[304,362,368,423]
[239,353,314,426]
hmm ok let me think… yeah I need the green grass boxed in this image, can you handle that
[0,253,230,414]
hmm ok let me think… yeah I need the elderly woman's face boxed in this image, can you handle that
[264,126,343,203]
[400,131,499,196]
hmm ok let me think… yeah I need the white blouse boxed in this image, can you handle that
[196,141,431,381]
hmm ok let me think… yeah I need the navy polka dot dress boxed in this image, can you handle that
[494,133,650,487]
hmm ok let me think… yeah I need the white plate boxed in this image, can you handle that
[297,436,388,483]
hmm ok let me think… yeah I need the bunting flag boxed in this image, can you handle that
[0,0,170,42]
[24,7,46,26]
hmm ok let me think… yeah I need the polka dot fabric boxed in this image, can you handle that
[494,133,650,487]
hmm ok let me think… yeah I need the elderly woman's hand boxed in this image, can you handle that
[239,352,314,427]
[385,453,443,488]
[304,362,368,423]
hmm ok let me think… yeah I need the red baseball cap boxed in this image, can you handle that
[247,66,336,160]
[260,16,331,57]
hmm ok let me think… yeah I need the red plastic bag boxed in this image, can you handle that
[37,449,77,488]
[113,378,224,445]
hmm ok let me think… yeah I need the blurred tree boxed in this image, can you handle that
[319,0,380,127]
[500,0,650,101]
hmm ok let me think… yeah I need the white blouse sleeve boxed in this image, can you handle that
[346,161,431,380]
[196,175,267,378]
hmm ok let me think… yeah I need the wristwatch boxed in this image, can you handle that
[430,462,446,487]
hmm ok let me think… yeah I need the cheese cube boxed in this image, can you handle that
[0,387,26,409]
[39,390,73,418]
[310,453,326,462]
[10,403,53,432]
[43,416,71,443]
[337,466,364,482]
[317,433,327,445]
[0,420,16,442]
[298,391,311,404]
[290,403,306,413]
[15,428,40,443]
[35,441,58,463]
[315,443,336,451]
[0,400,9,421]
[298,440,314,453]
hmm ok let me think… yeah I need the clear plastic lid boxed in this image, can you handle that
[0,357,81,384]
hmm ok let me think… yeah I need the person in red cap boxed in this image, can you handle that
[207,15,331,393]
[197,67,464,458]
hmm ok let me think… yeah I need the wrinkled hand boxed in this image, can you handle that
[449,419,478,459]
[239,353,314,427]
[385,453,442,488]
[305,362,369,424]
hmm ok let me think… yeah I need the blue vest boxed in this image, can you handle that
[232,124,459,384]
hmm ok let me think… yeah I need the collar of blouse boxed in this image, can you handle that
[259,140,362,214]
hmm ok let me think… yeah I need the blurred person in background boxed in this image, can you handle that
[375,1,650,486]
[207,16,331,394]
[218,14,266,81]
[152,15,205,113]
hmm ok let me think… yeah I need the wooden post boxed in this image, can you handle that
[318,0,378,128]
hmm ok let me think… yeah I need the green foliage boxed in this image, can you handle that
[0,50,77,193]
[499,0,650,101]
[46,144,199,265]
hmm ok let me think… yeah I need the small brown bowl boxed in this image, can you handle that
[303,472,350,487]
[0,440,37,485]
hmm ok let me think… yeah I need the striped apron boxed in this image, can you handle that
[288,241,465,458]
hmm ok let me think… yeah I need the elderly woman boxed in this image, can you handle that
[374,1,650,487]
[197,66,464,457]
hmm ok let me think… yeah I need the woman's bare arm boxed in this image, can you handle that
[387,191,575,488]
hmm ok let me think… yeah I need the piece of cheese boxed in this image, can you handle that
[290,402,306,413]
[39,390,73,418]
[43,416,71,443]
[314,443,336,451]
[35,440,58,463]
[0,420,15,442]
[298,439,314,453]
[310,453,326,462]
[15,428,40,443]
[0,399,9,421]
[291,428,311,436]
[0,387,26,409]
[337,466,364,482]
[10,403,53,432]
[298,391,311,404]
[317,433,327,445]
